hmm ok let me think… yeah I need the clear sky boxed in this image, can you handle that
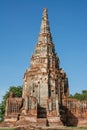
[0,0,87,102]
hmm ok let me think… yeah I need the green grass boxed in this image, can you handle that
[0,127,87,130]
[69,126,87,130]
[76,128,87,130]
[0,128,13,130]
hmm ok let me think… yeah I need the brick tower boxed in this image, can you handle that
[4,8,87,127]
[22,8,69,124]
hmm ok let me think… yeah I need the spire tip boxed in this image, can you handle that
[43,8,48,14]
[43,8,48,11]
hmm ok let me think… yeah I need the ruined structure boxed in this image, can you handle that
[4,8,87,127]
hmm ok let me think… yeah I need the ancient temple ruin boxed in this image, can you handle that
[4,8,87,126]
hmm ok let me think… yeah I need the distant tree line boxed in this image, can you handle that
[70,90,87,100]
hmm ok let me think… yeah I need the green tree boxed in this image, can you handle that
[0,86,22,122]
[70,90,87,100]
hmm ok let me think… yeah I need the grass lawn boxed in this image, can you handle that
[76,128,87,130]
[0,127,87,130]
[69,127,87,130]
[0,128,13,130]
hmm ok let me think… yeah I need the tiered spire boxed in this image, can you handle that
[40,8,50,34]
[38,8,52,43]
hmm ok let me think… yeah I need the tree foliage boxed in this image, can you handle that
[0,86,22,122]
[70,90,87,100]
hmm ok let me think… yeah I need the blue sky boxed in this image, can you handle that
[0,0,87,102]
